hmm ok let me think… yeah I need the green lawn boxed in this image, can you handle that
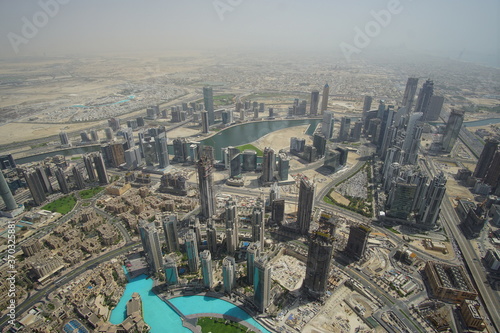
[197,317,255,333]
[236,144,263,156]
[42,195,77,215]
[79,186,103,199]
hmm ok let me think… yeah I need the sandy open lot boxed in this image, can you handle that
[252,125,312,151]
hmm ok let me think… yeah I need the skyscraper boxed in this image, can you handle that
[321,111,334,139]
[345,225,371,260]
[201,111,210,134]
[200,250,213,289]
[0,171,17,211]
[22,169,46,205]
[424,95,445,121]
[108,117,121,131]
[222,256,236,294]
[415,79,434,116]
[418,172,447,227]
[185,229,200,272]
[225,198,237,226]
[362,95,373,120]
[275,154,288,181]
[474,138,499,179]
[339,117,351,141]
[402,77,419,111]
[54,168,69,194]
[156,134,169,169]
[207,223,218,255]
[271,198,285,225]
[138,220,163,272]
[72,166,85,190]
[197,156,215,220]
[226,227,236,255]
[164,255,179,286]
[310,90,319,115]
[251,204,264,244]
[92,152,109,185]
[484,150,500,190]
[247,242,260,284]
[303,229,334,299]
[261,147,276,183]
[297,176,315,235]
[203,87,215,125]
[162,214,180,253]
[254,256,272,313]
[121,127,135,149]
[0,154,16,170]
[320,83,329,113]
[59,131,70,146]
[401,112,424,165]
[36,167,53,194]
[442,109,465,153]
[83,154,96,182]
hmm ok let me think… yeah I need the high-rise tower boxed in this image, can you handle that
[164,255,179,286]
[402,77,419,111]
[415,79,434,116]
[185,229,200,272]
[345,225,371,260]
[203,87,215,125]
[0,171,17,211]
[297,176,315,235]
[310,90,319,116]
[261,147,276,183]
[320,83,329,113]
[162,214,180,253]
[200,250,213,289]
[418,172,447,227]
[138,220,163,272]
[92,152,109,185]
[442,109,464,153]
[254,256,272,313]
[303,229,334,299]
[247,242,260,284]
[197,156,215,220]
[23,169,47,205]
[362,95,373,120]
[222,256,236,294]
[474,138,499,179]
[321,111,334,139]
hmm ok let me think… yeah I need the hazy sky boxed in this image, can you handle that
[0,0,498,66]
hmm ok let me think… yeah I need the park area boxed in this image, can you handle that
[197,317,256,333]
[79,186,103,199]
[42,195,77,215]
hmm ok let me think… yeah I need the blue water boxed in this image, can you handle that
[109,274,189,333]
[463,118,500,127]
[110,274,271,333]
[431,118,500,127]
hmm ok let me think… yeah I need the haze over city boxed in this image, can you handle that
[0,0,498,67]
[0,1,500,333]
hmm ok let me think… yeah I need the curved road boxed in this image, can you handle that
[0,241,139,329]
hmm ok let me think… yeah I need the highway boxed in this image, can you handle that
[0,241,139,329]
[422,156,500,332]
[440,198,500,332]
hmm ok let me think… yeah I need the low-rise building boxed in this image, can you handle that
[424,261,478,303]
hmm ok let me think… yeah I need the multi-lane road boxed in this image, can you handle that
[0,241,139,329]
